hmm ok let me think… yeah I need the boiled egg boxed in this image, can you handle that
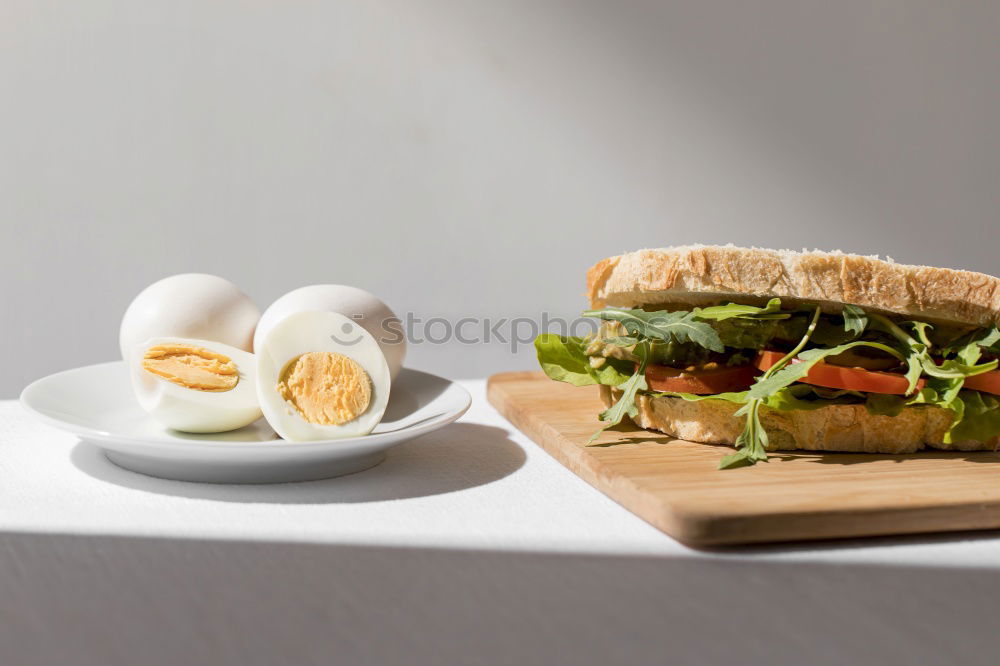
[254,285,405,381]
[129,337,263,433]
[120,274,262,432]
[120,273,260,359]
[256,311,391,441]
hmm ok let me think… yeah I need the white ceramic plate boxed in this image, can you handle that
[20,362,471,484]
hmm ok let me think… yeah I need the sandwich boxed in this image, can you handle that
[534,245,1000,468]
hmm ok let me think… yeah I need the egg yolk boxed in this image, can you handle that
[142,343,239,391]
[277,352,372,426]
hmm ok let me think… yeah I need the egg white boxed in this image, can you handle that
[120,273,260,360]
[129,336,263,433]
[254,285,405,381]
[256,310,391,441]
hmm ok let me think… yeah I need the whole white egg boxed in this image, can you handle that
[256,311,391,441]
[254,285,405,381]
[119,274,260,360]
[129,336,262,433]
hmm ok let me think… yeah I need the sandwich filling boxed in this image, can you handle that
[535,299,1000,468]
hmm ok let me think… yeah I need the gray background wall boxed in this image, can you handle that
[2,0,997,397]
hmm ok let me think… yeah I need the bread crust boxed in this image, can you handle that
[599,386,997,453]
[587,246,1000,327]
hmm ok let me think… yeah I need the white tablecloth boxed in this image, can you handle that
[2,381,998,665]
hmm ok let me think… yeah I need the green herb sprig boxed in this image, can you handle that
[718,306,822,469]
[587,340,651,444]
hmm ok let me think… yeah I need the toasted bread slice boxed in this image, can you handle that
[587,245,1000,327]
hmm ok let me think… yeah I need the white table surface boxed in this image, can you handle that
[3,379,1000,666]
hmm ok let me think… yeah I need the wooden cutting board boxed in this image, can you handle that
[487,371,1000,546]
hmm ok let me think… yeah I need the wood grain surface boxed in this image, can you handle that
[487,371,1000,546]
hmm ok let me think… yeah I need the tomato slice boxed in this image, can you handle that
[962,370,1000,396]
[645,363,758,394]
[755,350,923,395]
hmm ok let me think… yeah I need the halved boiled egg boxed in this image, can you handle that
[254,285,405,381]
[256,311,391,441]
[128,337,263,433]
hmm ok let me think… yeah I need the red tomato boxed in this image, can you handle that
[963,370,1000,396]
[754,350,924,395]
[645,363,759,394]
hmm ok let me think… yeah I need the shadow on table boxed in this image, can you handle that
[69,423,526,504]
[2,531,1000,666]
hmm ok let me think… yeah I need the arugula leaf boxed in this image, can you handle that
[842,304,868,337]
[939,326,1000,358]
[932,326,1000,442]
[868,312,996,392]
[588,341,651,443]
[693,298,788,321]
[921,356,998,380]
[717,308,902,468]
[719,401,768,469]
[807,305,868,346]
[900,352,926,396]
[583,308,724,353]
[905,320,934,348]
[979,327,1000,355]
[851,312,917,393]
[854,318,1000,443]
[534,334,633,387]
[718,306,823,469]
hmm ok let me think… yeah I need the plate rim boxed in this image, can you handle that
[20,361,472,452]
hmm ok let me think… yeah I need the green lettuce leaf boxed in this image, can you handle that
[862,385,1000,445]
[905,386,944,405]
[652,390,748,404]
[948,391,1000,444]
[864,393,907,417]
[764,385,858,411]
[534,334,633,387]
[655,385,857,411]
